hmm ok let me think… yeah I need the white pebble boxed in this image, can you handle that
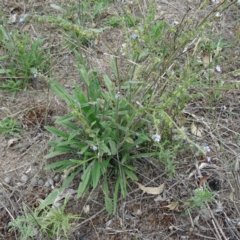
[21,174,29,183]
[37,179,44,186]
[4,177,11,184]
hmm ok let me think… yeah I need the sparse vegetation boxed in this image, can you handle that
[1,0,240,239]
[0,117,21,136]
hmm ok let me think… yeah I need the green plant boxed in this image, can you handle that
[0,117,21,136]
[44,59,151,214]
[8,198,79,240]
[157,142,180,178]
[108,16,122,27]
[0,26,49,91]
[185,187,216,213]
[42,1,109,48]
[123,14,140,27]
[44,0,231,215]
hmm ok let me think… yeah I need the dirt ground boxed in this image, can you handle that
[1,0,240,239]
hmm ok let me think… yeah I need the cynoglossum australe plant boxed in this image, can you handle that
[45,54,158,214]
[0,26,49,92]
[44,0,235,214]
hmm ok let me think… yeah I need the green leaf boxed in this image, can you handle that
[77,165,91,198]
[45,126,69,138]
[80,145,89,154]
[45,160,74,170]
[0,69,11,74]
[92,161,101,189]
[109,140,117,155]
[113,177,120,214]
[55,113,74,123]
[89,71,101,101]
[68,130,79,140]
[49,79,74,105]
[100,142,111,155]
[130,152,158,159]
[124,167,138,181]
[55,114,78,130]
[77,65,89,86]
[62,169,80,188]
[110,57,118,79]
[0,25,10,40]
[0,55,9,61]
[119,171,127,198]
[50,4,66,13]
[139,48,149,61]
[39,188,62,210]
[45,150,68,159]
[103,75,113,92]
[103,177,112,214]
[125,137,134,144]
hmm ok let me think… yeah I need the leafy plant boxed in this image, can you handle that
[107,16,122,27]
[0,117,21,136]
[38,1,109,49]
[185,187,216,212]
[45,57,153,213]
[44,0,229,215]
[8,198,79,240]
[0,26,49,91]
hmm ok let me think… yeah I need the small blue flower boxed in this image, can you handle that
[207,157,211,162]
[19,18,24,23]
[92,145,98,151]
[131,34,138,39]
[33,73,38,78]
[115,91,120,99]
[153,134,161,142]
[203,145,211,153]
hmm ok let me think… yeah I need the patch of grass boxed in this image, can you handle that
[8,198,79,240]
[0,117,21,136]
[107,15,122,27]
[185,187,216,213]
[0,26,49,92]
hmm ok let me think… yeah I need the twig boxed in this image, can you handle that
[206,202,228,240]
[74,208,105,229]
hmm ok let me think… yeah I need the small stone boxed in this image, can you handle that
[48,178,54,186]
[45,178,54,187]
[44,181,50,187]
[21,174,29,183]
[4,177,11,184]
[37,179,44,186]
[53,174,60,183]
[30,178,38,186]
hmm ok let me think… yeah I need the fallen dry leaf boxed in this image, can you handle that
[134,181,165,195]
[178,114,186,126]
[161,202,179,211]
[83,205,90,214]
[23,24,31,31]
[202,53,212,66]
[7,138,20,148]
[199,175,210,187]
[191,123,202,138]
[229,189,235,201]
